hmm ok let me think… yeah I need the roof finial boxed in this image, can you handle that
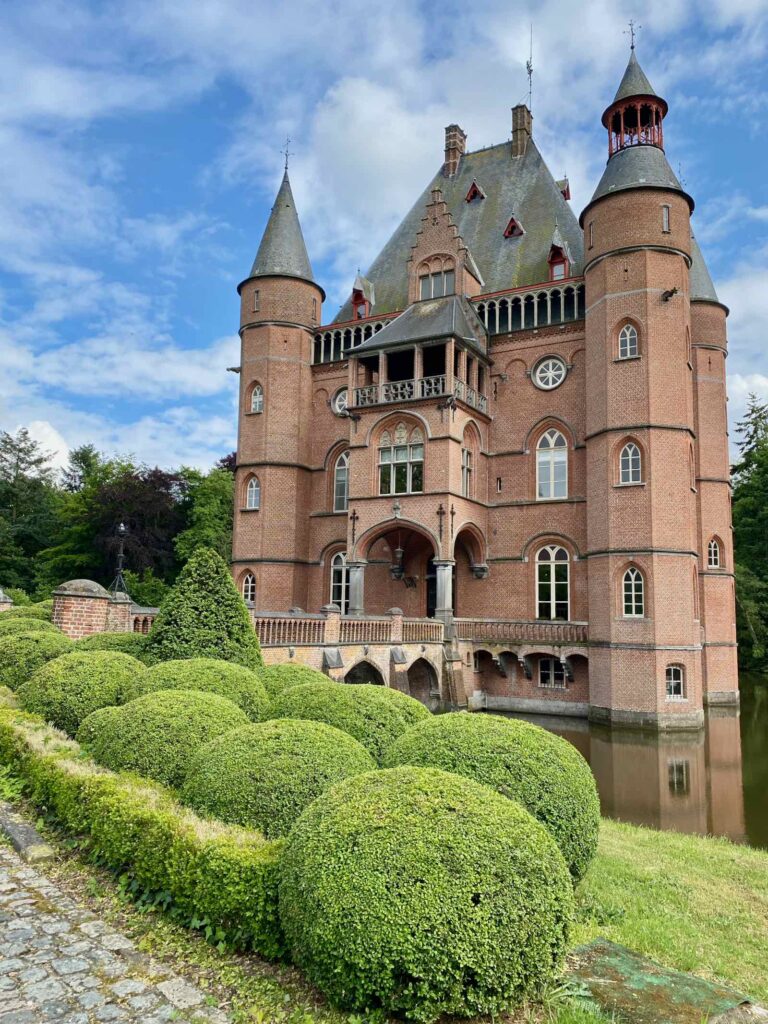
[624,19,640,50]
[281,136,293,172]
[526,24,534,112]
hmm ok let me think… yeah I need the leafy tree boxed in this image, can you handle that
[735,564,768,671]
[733,394,768,670]
[217,452,237,473]
[174,468,233,563]
[123,569,170,607]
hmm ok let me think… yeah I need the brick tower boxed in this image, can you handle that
[581,49,734,728]
[232,170,325,610]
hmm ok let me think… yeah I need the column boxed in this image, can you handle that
[347,561,366,617]
[433,559,455,631]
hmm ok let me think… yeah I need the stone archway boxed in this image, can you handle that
[345,660,385,685]
[407,657,439,706]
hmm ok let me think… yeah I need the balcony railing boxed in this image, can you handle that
[352,375,486,413]
[472,281,585,335]
[313,314,399,365]
[251,611,445,647]
[454,618,589,644]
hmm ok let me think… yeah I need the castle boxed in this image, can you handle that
[231,49,738,729]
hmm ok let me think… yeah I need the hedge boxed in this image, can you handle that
[143,548,263,669]
[383,712,600,881]
[182,719,375,838]
[17,651,147,737]
[78,689,249,789]
[0,618,61,637]
[123,658,269,721]
[0,705,283,957]
[74,632,148,659]
[279,766,574,1022]
[268,683,430,763]
[1,603,53,622]
[0,631,73,690]
[258,663,333,700]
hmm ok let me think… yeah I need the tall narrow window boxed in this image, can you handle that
[253,289,260,312]
[334,451,350,512]
[246,476,260,510]
[623,567,644,617]
[461,447,473,497]
[539,657,566,689]
[250,384,264,414]
[536,429,568,499]
[707,538,721,569]
[662,205,671,232]
[588,221,594,249]
[666,664,685,699]
[537,545,570,620]
[619,442,642,484]
[242,572,256,603]
[618,324,638,359]
[330,551,349,614]
[378,426,424,495]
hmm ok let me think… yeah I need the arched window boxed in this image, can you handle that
[536,429,568,499]
[536,545,569,620]
[461,446,473,497]
[618,324,638,359]
[242,572,256,603]
[622,567,644,617]
[246,476,260,510]
[378,424,424,495]
[334,451,350,512]
[250,383,264,414]
[666,664,685,700]
[708,538,721,569]
[330,552,349,614]
[619,442,642,484]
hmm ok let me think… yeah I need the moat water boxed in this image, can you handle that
[499,673,768,851]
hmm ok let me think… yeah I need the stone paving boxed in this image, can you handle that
[0,843,231,1024]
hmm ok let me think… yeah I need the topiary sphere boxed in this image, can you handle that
[74,632,148,659]
[76,704,123,747]
[122,658,269,721]
[384,712,600,881]
[0,618,61,637]
[258,663,334,700]
[268,682,430,763]
[0,631,73,690]
[17,651,147,737]
[181,719,375,837]
[78,689,249,788]
[279,766,574,1022]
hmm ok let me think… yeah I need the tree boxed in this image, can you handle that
[735,564,768,671]
[174,468,234,563]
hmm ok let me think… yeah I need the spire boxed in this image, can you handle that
[601,50,668,149]
[612,49,659,105]
[249,170,315,285]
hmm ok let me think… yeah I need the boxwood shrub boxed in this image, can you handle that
[279,765,573,1022]
[74,632,148,659]
[0,618,61,637]
[1,603,53,622]
[268,682,430,764]
[123,658,269,721]
[181,719,375,838]
[17,651,147,737]
[0,707,284,957]
[0,631,73,690]
[384,712,600,881]
[258,663,333,700]
[78,689,249,788]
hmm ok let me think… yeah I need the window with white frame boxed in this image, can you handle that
[623,566,644,617]
[250,383,264,414]
[332,388,348,416]
[461,447,473,497]
[539,657,566,688]
[536,429,568,499]
[618,324,638,359]
[665,664,686,700]
[378,425,424,495]
[667,759,690,796]
[330,551,349,614]
[242,572,256,603]
[245,476,260,510]
[334,451,350,512]
[707,538,721,569]
[533,356,567,390]
[619,442,642,484]
[537,545,570,620]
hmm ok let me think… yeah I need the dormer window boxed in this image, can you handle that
[465,180,486,203]
[419,268,455,299]
[352,289,369,319]
[548,245,568,281]
[504,217,524,238]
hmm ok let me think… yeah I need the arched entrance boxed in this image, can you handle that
[407,658,439,706]
[345,660,385,685]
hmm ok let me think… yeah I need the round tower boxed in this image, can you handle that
[580,49,704,729]
[232,169,325,611]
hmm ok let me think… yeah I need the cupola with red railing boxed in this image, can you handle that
[601,48,668,156]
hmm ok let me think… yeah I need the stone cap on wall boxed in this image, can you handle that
[53,579,111,599]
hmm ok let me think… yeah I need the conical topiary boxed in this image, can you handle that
[142,547,263,669]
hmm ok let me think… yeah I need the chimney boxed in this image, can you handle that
[511,104,533,157]
[444,124,467,177]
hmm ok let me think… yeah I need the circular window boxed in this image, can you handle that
[533,357,567,390]
[332,388,348,415]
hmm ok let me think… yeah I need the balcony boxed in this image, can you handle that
[352,375,487,413]
[251,610,444,647]
[454,618,589,645]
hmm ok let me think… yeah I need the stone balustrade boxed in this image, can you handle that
[352,375,486,413]
[454,618,589,644]
[251,608,445,647]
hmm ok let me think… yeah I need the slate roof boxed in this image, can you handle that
[585,144,691,217]
[612,50,660,104]
[248,171,316,286]
[350,294,488,357]
[334,139,582,321]
[689,234,720,304]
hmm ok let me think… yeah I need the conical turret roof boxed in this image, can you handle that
[689,234,720,305]
[248,171,316,285]
[613,50,659,103]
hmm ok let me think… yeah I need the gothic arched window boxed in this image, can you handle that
[378,424,424,495]
[242,572,256,603]
[334,451,350,512]
[622,566,644,617]
[618,324,638,359]
[246,476,261,510]
[536,429,568,499]
[536,545,570,620]
[250,383,264,414]
[330,551,349,614]
[708,538,721,569]
[619,442,642,484]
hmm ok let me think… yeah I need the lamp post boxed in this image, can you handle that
[109,521,129,596]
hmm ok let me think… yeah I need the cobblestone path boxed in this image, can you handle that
[0,844,231,1024]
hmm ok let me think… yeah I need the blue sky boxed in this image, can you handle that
[1,0,767,471]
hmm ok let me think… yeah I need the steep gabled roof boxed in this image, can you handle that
[248,170,316,285]
[334,139,582,321]
[349,294,488,357]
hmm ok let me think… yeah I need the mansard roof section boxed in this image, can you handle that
[612,50,662,105]
[349,294,488,357]
[689,234,720,305]
[586,144,692,213]
[334,138,582,321]
[248,170,316,285]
